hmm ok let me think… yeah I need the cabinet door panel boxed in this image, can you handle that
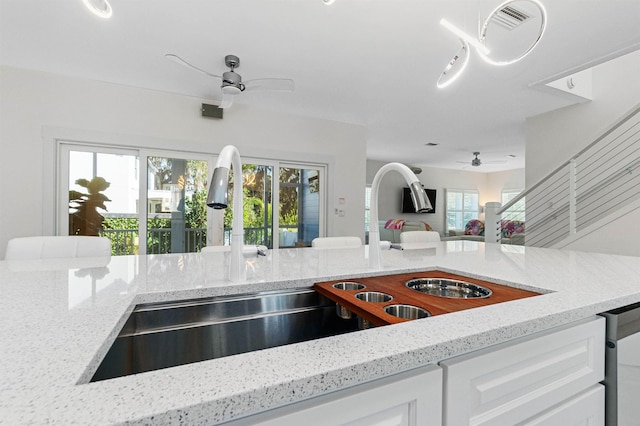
[521,384,604,425]
[440,317,605,426]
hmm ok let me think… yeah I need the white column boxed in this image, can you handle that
[484,202,502,244]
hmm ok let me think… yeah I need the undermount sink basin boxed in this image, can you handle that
[405,278,492,299]
[91,288,359,382]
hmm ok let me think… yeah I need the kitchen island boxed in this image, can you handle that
[1,241,639,424]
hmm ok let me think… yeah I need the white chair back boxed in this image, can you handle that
[399,231,441,243]
[5,236,112,260]
[311,236,362,248]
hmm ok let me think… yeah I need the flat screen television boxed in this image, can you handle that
[402,187,436,214]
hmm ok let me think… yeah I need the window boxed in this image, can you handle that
[501,190,525,221]
[364,186,372,232]
[277,165,323,247]
[222,161,325,248]
[56,140,326,253]
[61,143,212,255]
[446,189,479,230]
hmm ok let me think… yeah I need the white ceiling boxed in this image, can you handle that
[1,0,639,172]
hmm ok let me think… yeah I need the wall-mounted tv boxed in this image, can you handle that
[402,187,437,214]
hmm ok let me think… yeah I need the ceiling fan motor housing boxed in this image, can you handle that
[222,71,244,92]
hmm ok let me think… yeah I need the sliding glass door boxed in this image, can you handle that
[59,143,325,253]
[278,164,322,248]
[221,163,274,247]
[145,155,210,254]
[60,143,212,255]
[220,160,325,248]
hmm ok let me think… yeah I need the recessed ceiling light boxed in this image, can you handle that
[322,0,336,5]
[82,0,113,19]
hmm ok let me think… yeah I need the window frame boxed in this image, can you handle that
[364,185,372,233]
[44,130,329,253]
[58,143,215,255]
[445,189,479,230]
[501,189,525,221]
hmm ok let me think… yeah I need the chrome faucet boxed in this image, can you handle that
[368,162,432,269]
[206,145,250,281]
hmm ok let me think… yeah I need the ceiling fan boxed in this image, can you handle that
[165,53,295,108]
[457,152,506,167]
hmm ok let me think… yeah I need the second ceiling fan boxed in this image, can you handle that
[166,53,295,108]
[457,152,506,167]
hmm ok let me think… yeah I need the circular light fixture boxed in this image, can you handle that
[322,0,336,5]
[437,40,470,89]
[82,0,113,19]
[477,0,547,66]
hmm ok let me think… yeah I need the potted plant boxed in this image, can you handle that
[69,176,111,236]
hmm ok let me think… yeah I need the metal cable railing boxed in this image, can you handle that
[495,103,640,248]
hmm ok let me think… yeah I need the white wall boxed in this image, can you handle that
[486,170,526,202]
[366,160,524,236]
[0,66,367,258]
[526,50,640,184]
[556,201,640,257]
[525,50,640,257]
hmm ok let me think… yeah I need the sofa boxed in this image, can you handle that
[378,220,436,243]
[441,219,525,245]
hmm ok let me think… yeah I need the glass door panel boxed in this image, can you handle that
[223,164,273,248]
[146,157,209,254]
[279,166,321,248]
[67,149,139,255]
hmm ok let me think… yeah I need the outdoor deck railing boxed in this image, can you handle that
[102,225,300,255]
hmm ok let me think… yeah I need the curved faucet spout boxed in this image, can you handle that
[369,162,432,269]
[206,145,245,281]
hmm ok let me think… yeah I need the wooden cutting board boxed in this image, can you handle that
[314,270,541,327]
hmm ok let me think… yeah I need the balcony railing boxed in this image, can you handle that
[101,228,208,255]
[101,224,301,255]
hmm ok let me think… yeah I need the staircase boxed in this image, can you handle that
[497,103,640,248]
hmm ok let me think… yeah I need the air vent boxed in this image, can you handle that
[491,5,531,30]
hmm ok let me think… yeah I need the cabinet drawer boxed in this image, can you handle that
[226,365,442,426]
[440,316,605,426]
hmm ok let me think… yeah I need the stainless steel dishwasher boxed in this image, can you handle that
[601,302,640,426]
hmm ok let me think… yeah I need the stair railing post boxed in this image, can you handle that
[569,159,577,236]
[484,202,502,244]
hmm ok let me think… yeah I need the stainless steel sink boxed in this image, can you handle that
[91,288,359,382]
[405,278,492,299]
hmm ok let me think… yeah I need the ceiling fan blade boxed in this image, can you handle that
[165,53,222,79]
[244,78,295,92]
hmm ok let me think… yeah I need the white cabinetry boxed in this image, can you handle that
[523,385,604,425]
[440,316,605,425]
[226,365,442,426]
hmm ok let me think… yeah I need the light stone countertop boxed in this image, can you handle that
[1,241,640,424]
